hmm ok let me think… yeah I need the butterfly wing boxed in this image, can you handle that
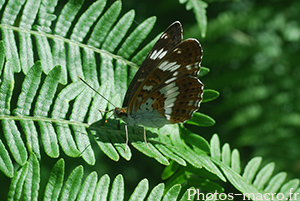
[122,21,183,107]
[130,39,203,124]
[123,21,203,128]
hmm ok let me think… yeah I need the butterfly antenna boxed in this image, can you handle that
[78,76,116,108]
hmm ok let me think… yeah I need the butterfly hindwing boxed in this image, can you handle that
[129,38,203,123]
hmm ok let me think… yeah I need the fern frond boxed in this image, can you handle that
[8,156,201,200]
[178,0,208,37]
[211,134,300,200]
[0,0,158,166]
[162,133,300,200]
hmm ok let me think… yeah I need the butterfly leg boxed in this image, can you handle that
[125,124,129,153]
[136,126,150,149]
[143,127,150,149]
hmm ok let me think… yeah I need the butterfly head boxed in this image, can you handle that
[113,107,128,118]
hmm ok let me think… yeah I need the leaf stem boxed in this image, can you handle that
[0,115,90,127]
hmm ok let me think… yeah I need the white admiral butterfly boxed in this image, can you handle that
[80,21,204,150]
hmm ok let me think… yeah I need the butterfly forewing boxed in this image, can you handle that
[123,21,183,107]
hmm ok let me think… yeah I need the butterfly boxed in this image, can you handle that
[80,21,204,151]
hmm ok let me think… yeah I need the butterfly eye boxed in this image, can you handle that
[114,107,128,118]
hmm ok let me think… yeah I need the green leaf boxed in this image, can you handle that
[71,0,106,42]
[242,157,262,183]
[43,159,65,201]
[264,172,287,192]
[23,153,40,201]
[114,59,128,103]
[102,10,135,52]
[147,183,164,201]
[19,119,41,159]
[185,112,215,127]
[93,174,110,201]
[37,0,58,31]
[164,168,186,193]
[181,127,210,153]
[38,121,59,158]
[179,0,208,37]
[210,134,221,161]
[253,162,275,189]
[60,165,83,201]
[49,81,84,158]
[162,184,181,201]
[208,134,300,200]
[2,120,28,165]
[87,0,122,47]
[87,80,112,124]
[199,66,209,77]
[185,164,221,181]
[109,174,124,201]
[279,179,299,197]
[131,136,170,166]
[54,0,84,37]
[77,171,98,201]
[203,89,219,103]
[221,143,231,166]
[231,149,241,174]
[128,179,149,201]
[0,138,13,177]
[117,16,156,59]
[34,34,53,75]
[33,64,63,157]
[35,65,61,116]
[167,145,202,169]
